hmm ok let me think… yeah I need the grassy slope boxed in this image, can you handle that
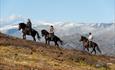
[0,32,115,70]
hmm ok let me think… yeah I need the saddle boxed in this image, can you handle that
[47,33,54,40]
[84,41,91,48]
[25,27,32,35]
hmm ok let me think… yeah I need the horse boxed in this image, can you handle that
[41,29,63,46]
[79,35,101,54]
[18,23,40,41]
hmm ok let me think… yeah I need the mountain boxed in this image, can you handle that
[0,20,113,36]
[62,23,115,56]
[0,16,114,56]
[0,32,115,70]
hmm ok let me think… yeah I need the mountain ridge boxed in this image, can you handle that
[0,21,115,56]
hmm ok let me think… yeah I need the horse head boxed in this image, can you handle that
[18,23,26,30]
[41,29,49,37]
[79,36,83,42]
[79,35,88,42]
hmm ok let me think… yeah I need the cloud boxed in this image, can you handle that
[0,15,28,25]
[8,15,27,21]
[9,15,21,20]
[0,15,28,29]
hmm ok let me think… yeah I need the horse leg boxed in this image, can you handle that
[91,46,94,54]
[91,47,96,54]
[45,39,47,44]
[23,35,24,39]
[87,48,89,52]
[55,41,59,46]
[91,49,93,54]
[48,40,50,45]
[33,36,36,41]
[44,37,47,44]
[94,47,96,54]
[23,34,26,39]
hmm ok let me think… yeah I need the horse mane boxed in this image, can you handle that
[19,23,26,26]
[42,29,49,34]
[19,23,27,28]
[19,23,25,25]
[81,36,88,41]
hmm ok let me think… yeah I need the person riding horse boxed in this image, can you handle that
[26,19,32,34]
[41,29,63,46]
[18,23,40,41]
[88,32,93,48]
[80,35,101,54]
[49,25,55,40]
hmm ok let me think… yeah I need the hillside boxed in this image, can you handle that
[0,20,114,56]
[0,32,115,70]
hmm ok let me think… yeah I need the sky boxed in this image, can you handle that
[0,0,115,23]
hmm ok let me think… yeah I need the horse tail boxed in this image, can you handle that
[96,44,101,54]
[36,31,40,40]
[59,38,63,45]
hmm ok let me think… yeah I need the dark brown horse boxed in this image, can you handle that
[79,36,101,54]
[41,29,63,46]
[18,23,40,41]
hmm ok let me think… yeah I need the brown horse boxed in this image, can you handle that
[79,36,101,54]
[18,23,40,41]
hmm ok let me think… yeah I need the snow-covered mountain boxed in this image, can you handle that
[0,15,113,36]
[62,23,115,56]
[0,16,114,56]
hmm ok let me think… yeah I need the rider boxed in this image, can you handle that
[88,32,93,47]
[26,18,32,34]
[49,25,55,40]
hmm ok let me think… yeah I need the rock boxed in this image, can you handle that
[95,62,106,68]
[106,63,112,66]
[95,62,112,70]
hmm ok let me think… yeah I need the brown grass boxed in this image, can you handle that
[0,32,115,70]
